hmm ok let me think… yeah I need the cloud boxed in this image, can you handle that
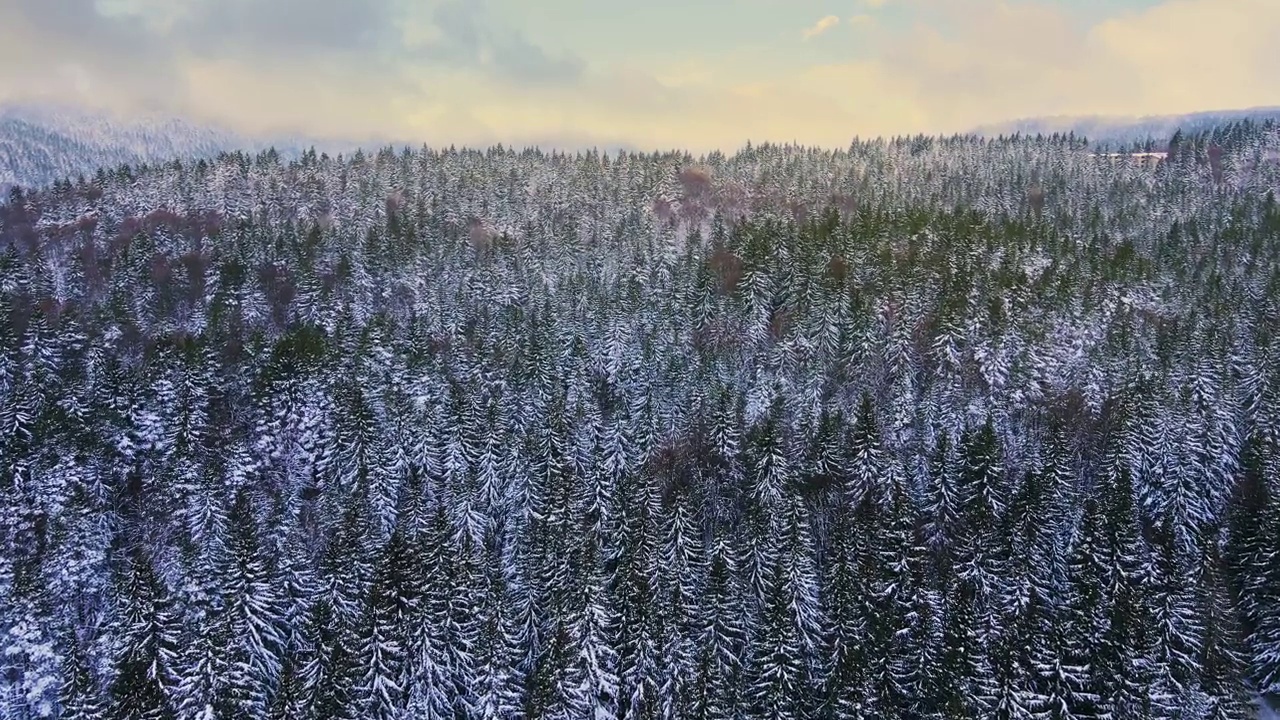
[0,0,582,110]
[0,0,185,111]
[802,15,840,40]
[1,0,1278,153]
[177,0,402,58]
[419,0,585,85]
[866,0,1280,127]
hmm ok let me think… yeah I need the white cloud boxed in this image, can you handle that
[802,15,840,40]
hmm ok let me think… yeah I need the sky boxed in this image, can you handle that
[1,0,1278,152]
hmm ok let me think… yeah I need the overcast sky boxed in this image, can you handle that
[1,0,1277,151]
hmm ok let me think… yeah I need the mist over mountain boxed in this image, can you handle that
[970,106,1280,147]
[0,103,379,195]
[0,102,650,196]
[8,101,1280,201]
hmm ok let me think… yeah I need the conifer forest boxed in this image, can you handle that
[3,122,1280,720]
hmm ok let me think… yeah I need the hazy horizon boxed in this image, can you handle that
[2,0,1278,153]
[6,97,1280,156]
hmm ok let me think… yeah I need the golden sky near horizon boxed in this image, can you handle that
[1,0,1278,151]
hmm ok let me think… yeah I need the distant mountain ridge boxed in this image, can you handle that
[0,103,374,195]
[0,104,642,196]
[969,106,1280,146]
[6,102,1280,196]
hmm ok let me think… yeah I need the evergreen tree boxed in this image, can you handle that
[469,538,523,720]
[59,634,105,720]
[220,488,285,717]
[692,537,748,720]
[298,597,356,719]
[748,501,821,720]
[355,522,415,720]
[107,551,180,720]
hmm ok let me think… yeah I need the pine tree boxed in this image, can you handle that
[298,597,356,720]
[1031,621,1090,720]
[748,501,821,720]
[355,523,415,720]
[1085,457,1150,718]
[220,488,286,717]
[1148,519,1206,702]
[107,551,180,720]
[823,498,870,718]
[469,538,522,720]
[691,539,746,720]
[1225,432,1280,696]
[59,633,105,720]
[955,418,1006,599]
[936,578,991,720]
[847,393,888,507]
[1096,576,1155,719]
[175,610,229,720]
[902,582,947,719]
[565,521,621,720]
[1060,498,1106,719]
[396,500,465,720]
[1252,471,1280,694]
[1195,542,1253,720]
[746,393,791,510]
[611,473,663,720]
[267,645,306,720]
[868,464,922,719]
[923,431,961,558]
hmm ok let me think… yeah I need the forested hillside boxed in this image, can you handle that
[971,108,1280,150]
[0,104,340,197]
[2,122,1280,719]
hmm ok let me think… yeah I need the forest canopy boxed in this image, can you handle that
[1,122,1280,719]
